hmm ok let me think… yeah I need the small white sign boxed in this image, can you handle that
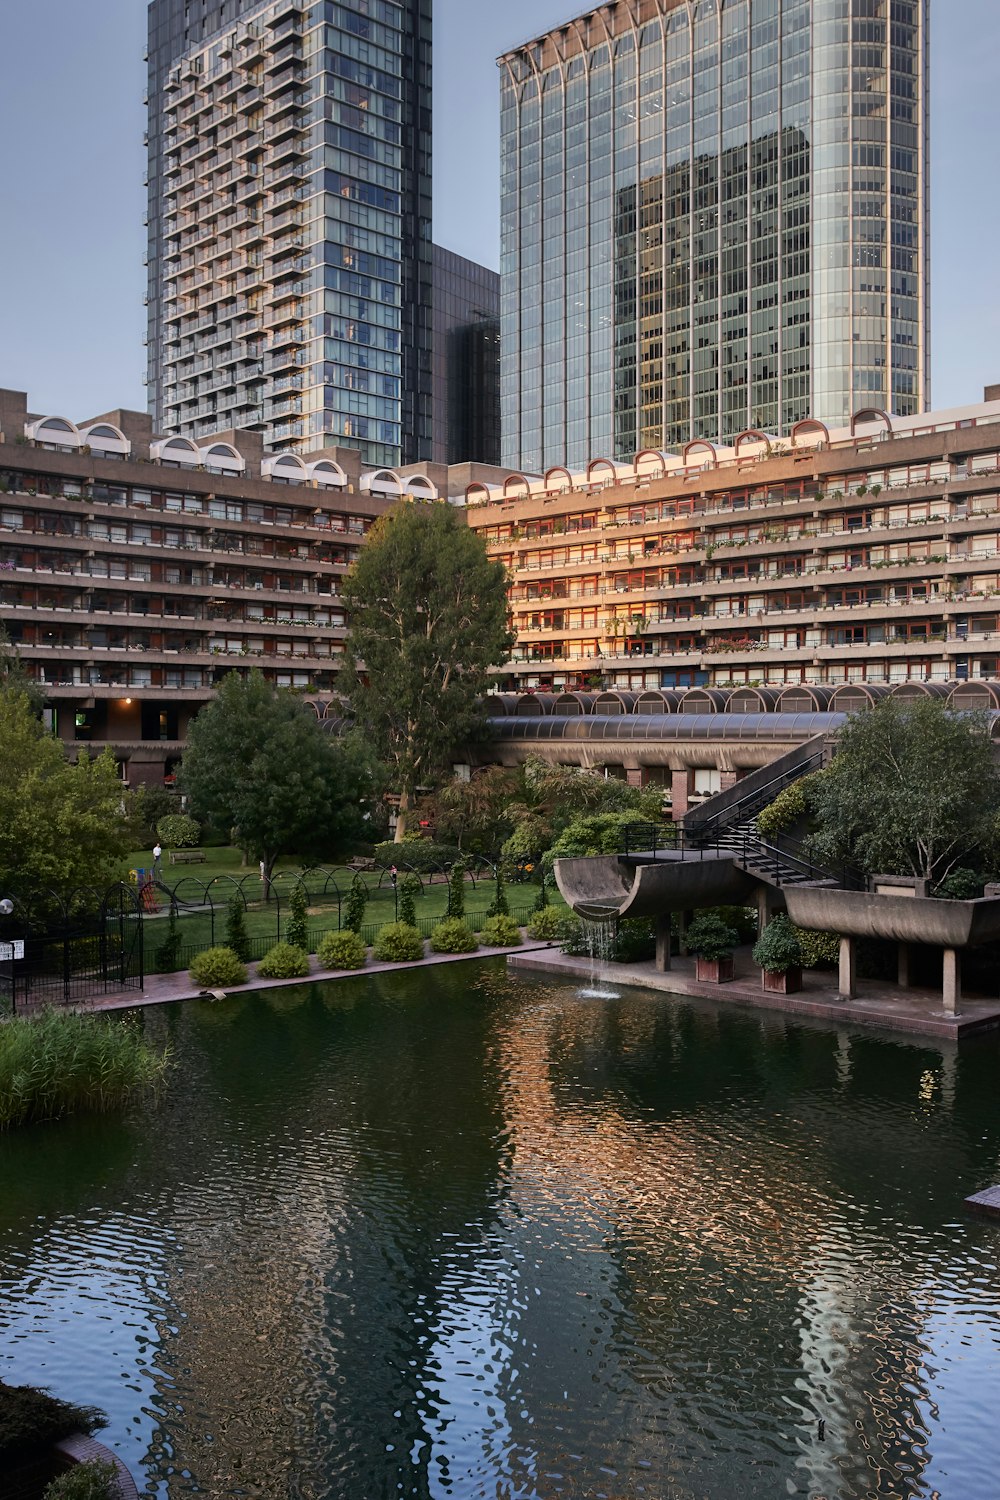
[0,941,25,961]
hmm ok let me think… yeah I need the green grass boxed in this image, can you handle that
[0,1011,171,1131]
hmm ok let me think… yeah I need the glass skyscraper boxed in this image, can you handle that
[499,0,929,473]
[147,0,433,466]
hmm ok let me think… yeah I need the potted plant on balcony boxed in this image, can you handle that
[752,914,803,994]
[685,912,739,983]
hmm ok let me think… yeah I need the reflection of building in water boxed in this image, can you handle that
[483,994,954,1495]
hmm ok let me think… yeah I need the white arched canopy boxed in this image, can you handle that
[360,469,404,497]
[262,452,308,484]
[151,435,200,466]
[82,422,130,457]
[199,442,245,475]
[309,459,348,488]
[25,416,81,448]
[403,474,439,501]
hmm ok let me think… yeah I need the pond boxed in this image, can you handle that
[1,961,1000,1499]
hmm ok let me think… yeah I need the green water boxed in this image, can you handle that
[1,960,1000,1498]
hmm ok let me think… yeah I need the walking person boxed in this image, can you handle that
[152,842,162,880]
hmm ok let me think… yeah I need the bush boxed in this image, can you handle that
[934,867,985,901]
[344,879,369,934]
[43,1460,120,1499]
[257,942,310,980]
[752,914,803,974]
[156,812,201,849]
[374,840,460,874]
[755,771,822,841]
[526,907,581,943]
[611,917,656,963]
[532,879,549,913]
[447,861,467,920]
[286,884,310,951]
[685,913,739,961]
[794,927,840,969]
[128,784,180,846]
[481,914,522,947]
[373,922,425,963]
[317,928,368,970]
[153,906,182,974]
[429,918,478,954]
[398,874,420,928]
[0,1014,169,1132]
[486,869,509,918]
[545,812,672,868]
[189,946,248,988]
[225,896,251,962]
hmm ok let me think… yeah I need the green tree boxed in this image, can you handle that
[0,692,130,904]
[286,884,309,951]
[809,697,1000,883]
[0,621,46,715]
[447,859,466,919]
[225,895,251,962]
[422,766,520,854]
[398,873,420,927]
[181,671,371,886]
[340,504,514,840]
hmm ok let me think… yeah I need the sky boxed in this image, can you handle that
[0,1,997,425]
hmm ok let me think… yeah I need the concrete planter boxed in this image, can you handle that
[762,966,802,995]
[696,956,735,983]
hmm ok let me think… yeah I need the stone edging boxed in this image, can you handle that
[53,1435,140,1500]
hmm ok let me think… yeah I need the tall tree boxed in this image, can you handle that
[0,691,130,904]
[181,671,372,882]
[340,503,514,840]
[809,697,1000,884]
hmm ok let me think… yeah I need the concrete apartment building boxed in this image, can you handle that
[499,0,930,472]
[465,392,1000,697]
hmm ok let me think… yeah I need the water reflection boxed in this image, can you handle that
[0,964,999,1498]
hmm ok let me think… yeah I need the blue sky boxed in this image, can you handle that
[0,1,996,423]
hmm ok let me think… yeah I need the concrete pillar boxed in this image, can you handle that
[671,768,693,818]
[838,936,857,1000]
[756,887,785,934]
[835,1032,852,1089]
[942,948,961,1016]
[655,916,672,973]
[897,943,910,989]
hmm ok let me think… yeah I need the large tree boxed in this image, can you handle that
[0,691,130,904]
[181,671,373,881]
[808,696,1000,884]
[340,503,514,840]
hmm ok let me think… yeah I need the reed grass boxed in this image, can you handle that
[0,1011,170,1130]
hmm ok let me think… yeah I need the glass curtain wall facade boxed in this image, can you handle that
[499,0,929,473]
[147,0,433,466]
[431,245,501,464]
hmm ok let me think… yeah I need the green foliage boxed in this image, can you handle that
[685,912,739,961]
[225,896,251,962]
[809,698,1000,883]
[344,879,369,934]
[153,906,182,974]
[317,928,368,970]
[0,692,130,904]
[481,914,522,947]
[422,767,520,854]
[793,927,840,969]
[0,620,47,715]
[372,922,425,963]
[756,772,822,840]
[933,867,985,900]
[429,918,479,954]
[752,915,803,974]
[610,917,657,963]
[374,840,461,873]
[0,1012,169,1132]
[500,756,666,869]
[340,504,514,838]
[526,907,581,943]
[156,813,200,849]
[447,860,466,919]
[398,874,420,927]
[532,879,549,913]
[43,1459,120,1499]
[709,905,759,943]
[286,884,310,951]
[126,784,180,846]
[189,946,248,988]
[545,811,672,868]
[0,1380,105,1465]
[486,868,509,918]
[257,942,310,980]
[182,670,372,881]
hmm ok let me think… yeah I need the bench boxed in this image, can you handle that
[168,849,206,865]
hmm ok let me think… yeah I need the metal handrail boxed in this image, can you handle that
[689,749,826,836]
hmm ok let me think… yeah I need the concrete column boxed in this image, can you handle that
[897,943,910,989]
[655,916,672,973]
[756,888,785,934]
[942,948,962,1016]
[838,935,857,1000]
[671,768,693,818]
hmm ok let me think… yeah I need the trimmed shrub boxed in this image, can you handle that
[481,914,522,947]
[225,897,251,962]
[344,879,369,934]
[374,840,460,873]
[398,874,420,928]
[752,915,803,974]
[685,913,739,961]
[43,1460,120,1499]
[285,885,310,951]
[156,813,201,849]
[532,879,549,913]
[486,869,509,918]
[526,906,581,943]
[154,906,182,974]
[189,946,248,988]
[755,771,822,841]
[794,927,840,969]
[429,918,479,954]
[317,928,367,970]
[373,922,425,963]
[447,861,467,920]
[0,1014,170,1132]
[257,942,310,980]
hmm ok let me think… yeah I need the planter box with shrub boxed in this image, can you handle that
[752,915,804,994]
[685,912,739,983]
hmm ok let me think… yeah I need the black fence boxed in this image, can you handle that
[0,885,144,1013]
